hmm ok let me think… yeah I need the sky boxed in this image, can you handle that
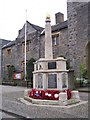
[0,0,67,41]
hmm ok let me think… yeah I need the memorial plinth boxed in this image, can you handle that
[33,57,68,91]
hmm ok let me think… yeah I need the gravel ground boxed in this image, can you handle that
[1,85,89,119]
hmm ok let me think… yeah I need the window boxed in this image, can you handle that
[21,61,28,71]
[22,42,30,53]
[22,62,24,71]
[22,43,24,53]
[26,42,29,52]
[6,48,12,56]
[52,34,59,45]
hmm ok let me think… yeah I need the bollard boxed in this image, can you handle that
[71,91,80,100]
[59,92,67,105]
[24,89,31,97]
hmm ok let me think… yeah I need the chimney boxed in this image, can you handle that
[55,12,64,24]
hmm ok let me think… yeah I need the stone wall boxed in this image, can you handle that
[2,44,16,80]
[88,2,90,80]
[2,31,41,80]
[67,2,89,78]
[0,39,10,80]
[56,28,69,59]
[0,40,2,80]
[40,28,68,60]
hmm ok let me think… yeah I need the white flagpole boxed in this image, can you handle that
[25,9,27,81]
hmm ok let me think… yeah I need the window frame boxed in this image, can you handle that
[6,48,12,56]
[52,32,60,46]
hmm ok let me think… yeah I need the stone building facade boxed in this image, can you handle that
[0,39,11,80]
[2,22,43,80]
[67,2,90,78]
[1,1,90,82]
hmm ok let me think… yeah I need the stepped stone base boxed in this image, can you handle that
[24,96,80,106]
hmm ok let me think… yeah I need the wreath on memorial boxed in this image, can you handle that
[28,89,72,100]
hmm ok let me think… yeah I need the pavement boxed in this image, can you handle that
[0,85,89,119]
[78,87,90,92]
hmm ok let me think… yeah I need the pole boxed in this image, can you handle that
[25,9,27,81]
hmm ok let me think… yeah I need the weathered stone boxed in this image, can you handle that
[0,39,10,80]
[67,2,89,78]
[1,1,90,88]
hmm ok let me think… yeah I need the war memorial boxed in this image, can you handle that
[23,14,81,106]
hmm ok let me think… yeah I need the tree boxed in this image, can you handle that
[8,65,16,80]
[80,64,88,79]
[26,58,35,82]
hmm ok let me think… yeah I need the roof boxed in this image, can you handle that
[41,20,68,35]
[0,39,11,42]
[2,41,15,49]
[16,21,44,40]
[52,20,68,32]
[2,20,68,49]
[2,21,44,48]
[27,21,44,32]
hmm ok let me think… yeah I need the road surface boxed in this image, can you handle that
[0,85,89,119]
